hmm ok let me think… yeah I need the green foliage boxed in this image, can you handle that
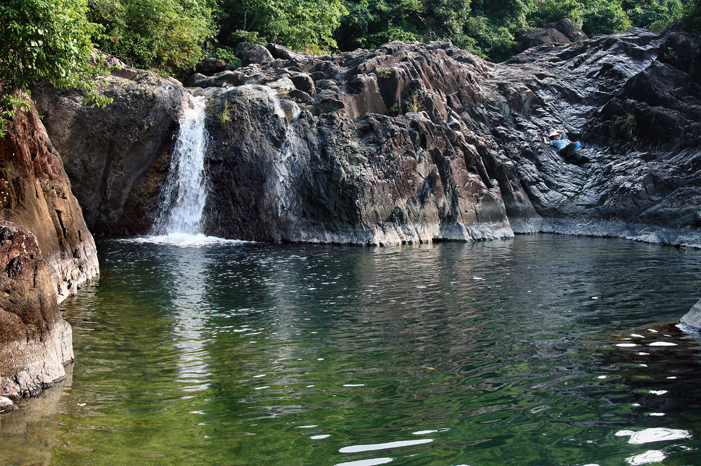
[0,0,113,137]
[405,91,424,113]
[682,0,701,31]
[616,111,637,140]
[336,0,474,51]
[623,0,684,31]
[0,0,106,91]
[581,0,632,36]
[88,0,217,72]
[218,0,347,53]
[0,93,32,138]
[217,103,231,125]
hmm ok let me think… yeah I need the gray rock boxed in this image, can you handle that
[516,18,589,51]
[680,299,701,331]
[34,71,187,236]
[38,28,701,248]
[243,45,274,66]
[196,57,228,75]
[291,73,315,94]
[234,42,253,59]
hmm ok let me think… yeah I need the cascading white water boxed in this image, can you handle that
[152,94,209,237]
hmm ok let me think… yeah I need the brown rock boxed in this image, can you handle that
[0,93,98,300]
[0,220,74,399]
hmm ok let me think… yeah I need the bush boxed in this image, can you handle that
[89,0,216,72]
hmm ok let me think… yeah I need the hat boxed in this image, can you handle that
[548,130,560,138]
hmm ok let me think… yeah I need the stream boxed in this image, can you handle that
[2,235,701,465]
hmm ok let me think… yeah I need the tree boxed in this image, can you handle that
[0,0,103,92]
[682,0,701,31]
[218,0,347,53]
[0,0,110,137]
[336,0,474,51]
[88,0,217,72]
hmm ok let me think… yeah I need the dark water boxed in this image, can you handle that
[2,235,701,466]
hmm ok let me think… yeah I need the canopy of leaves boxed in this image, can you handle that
[682,0,701,31]
[217,0,347,53]
[88,0,217,72]
[0,0,102,91]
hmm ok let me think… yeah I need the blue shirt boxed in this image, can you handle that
[548,134,569,151]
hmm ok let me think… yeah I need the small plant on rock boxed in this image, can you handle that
[406,92,424,113]
[616,111,637,141]
[376,68,392,79]
[218,103,232,125]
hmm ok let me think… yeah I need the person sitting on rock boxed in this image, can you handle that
[542,129,588,165]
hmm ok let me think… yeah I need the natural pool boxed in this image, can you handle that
[2,234,701,466]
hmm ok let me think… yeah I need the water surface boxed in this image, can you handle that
[2,235,701,466]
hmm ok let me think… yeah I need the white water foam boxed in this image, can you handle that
[145,93,249,246]
[153,94,209,236]
[126,233,247,247]
[616,427,691,444]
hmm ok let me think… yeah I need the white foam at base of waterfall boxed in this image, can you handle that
[124,233,250,248]
[146,93,247,246]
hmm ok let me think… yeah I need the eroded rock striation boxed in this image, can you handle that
[37,26,701,247]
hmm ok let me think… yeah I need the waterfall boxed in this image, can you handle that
[152,94,209,237]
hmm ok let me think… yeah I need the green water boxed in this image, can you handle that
[2,235,701,466]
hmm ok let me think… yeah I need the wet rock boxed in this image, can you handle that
[680,299,701,331]
[0,221,74,400]
[39,27,701,247]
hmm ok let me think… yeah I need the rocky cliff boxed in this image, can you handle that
[35,26,701,247]
[0,96,99,402]
[0,97,99,299]
[34,68,186,236]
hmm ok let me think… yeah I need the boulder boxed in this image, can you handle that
[234,42,254,59]
[196,57,228,75]
[242,45,275,66]
[517,18,589,51]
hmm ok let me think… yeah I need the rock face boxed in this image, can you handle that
[0,95,98,402]
[516,19,589,51]
[38,27,701,247]
[34,69,187,235]
[0,220,74,400]
[0,96,98,300]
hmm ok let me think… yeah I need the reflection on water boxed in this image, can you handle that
[2,235,701,466]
